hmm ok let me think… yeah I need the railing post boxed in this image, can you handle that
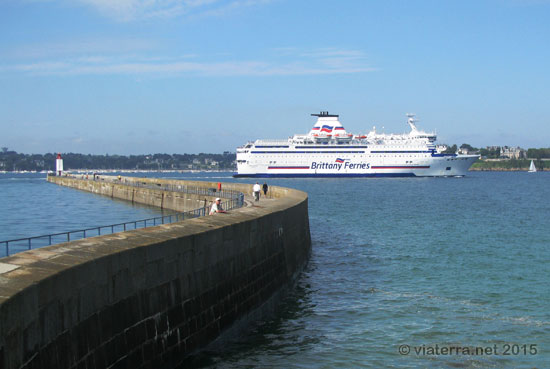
[28,238,31,250]
[49,235,52,245]
[67,233,70,242]
[5,241,8,257]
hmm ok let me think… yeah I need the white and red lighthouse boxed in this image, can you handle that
[56,153,63,176]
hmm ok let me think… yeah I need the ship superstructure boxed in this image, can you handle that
[235,112,478,177]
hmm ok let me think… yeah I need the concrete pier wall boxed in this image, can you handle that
[47,176,226,212]
[0,177,311,369]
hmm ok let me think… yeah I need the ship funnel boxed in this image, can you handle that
[308,111,346,137]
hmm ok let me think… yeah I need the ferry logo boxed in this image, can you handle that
[311,161,370,170]
[320,125,333,133]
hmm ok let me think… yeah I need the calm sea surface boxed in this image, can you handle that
[1,171,549,368]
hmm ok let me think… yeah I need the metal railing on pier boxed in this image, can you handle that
[1,178,245,258]
[65,174,242,200]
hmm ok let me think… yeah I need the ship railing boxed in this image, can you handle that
[254,139,291,144]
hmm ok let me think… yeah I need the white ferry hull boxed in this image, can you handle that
[234,154,478,178]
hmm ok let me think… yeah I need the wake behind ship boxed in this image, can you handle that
[234,112,478,178]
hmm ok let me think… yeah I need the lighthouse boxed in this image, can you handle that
[56,153,63,176]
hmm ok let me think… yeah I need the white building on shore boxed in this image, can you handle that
[500,146,526,159]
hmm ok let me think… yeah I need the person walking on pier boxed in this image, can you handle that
[209,198,227,215]
[262,182,268,197]
[253,182,261,201]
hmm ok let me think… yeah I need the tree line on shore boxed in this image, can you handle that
[1,146,549,172]
[526,148,550,159]
[470,158,548,170]
[0,149,236,172]
[443,144,550,159]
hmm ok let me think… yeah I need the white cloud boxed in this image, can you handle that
[75,0,186,21]
[68,0,271,22]
[192,0,272,18]
[2,48,375,77]
[2,38,154,60]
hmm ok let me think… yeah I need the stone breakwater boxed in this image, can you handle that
[46,175,231,212]
[0,177,311,369]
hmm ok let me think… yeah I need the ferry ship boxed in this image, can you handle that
[234,112,479,178]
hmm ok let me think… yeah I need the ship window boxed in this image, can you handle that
[446,167,451,171]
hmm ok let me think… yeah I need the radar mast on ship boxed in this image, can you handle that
[406,113,419,134]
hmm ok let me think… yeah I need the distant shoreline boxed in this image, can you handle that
[470,158,548,172]
[469,167,548,171]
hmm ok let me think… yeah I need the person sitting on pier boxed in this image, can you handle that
[209,198,227,215]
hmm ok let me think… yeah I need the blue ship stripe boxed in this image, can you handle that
[431,153,457,157]
[370,150,432,153]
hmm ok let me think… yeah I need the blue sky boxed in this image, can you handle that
[1,0,549,154]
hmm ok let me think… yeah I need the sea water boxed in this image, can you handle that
[0,173,173,256]
[1,172,548,368]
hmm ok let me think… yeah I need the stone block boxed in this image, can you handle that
[166,304,184,328]
[112,332,128,361]
[144,317,156,341]
[93,344,107,369]
[103,337,117,368]
[141,341,156,364]
[125,321,146,351]
[98,307,114,343]
[38,341,58,369]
